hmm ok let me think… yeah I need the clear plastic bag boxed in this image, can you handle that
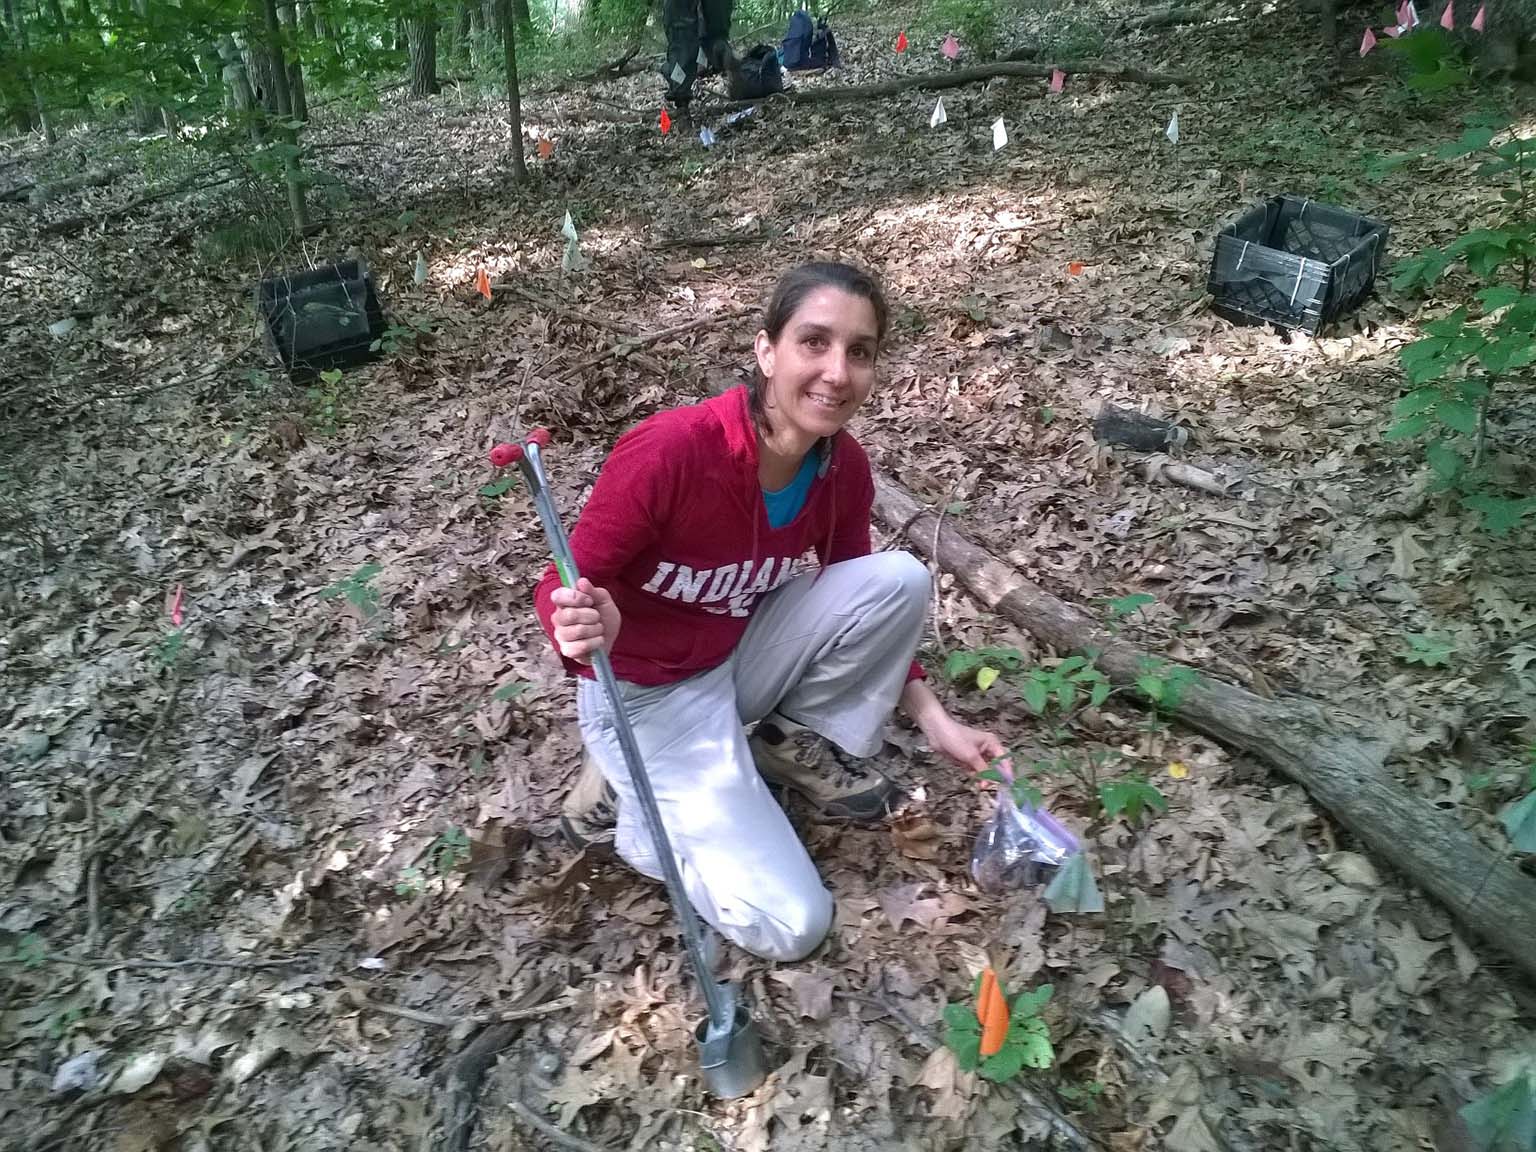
[970,790,1080,895]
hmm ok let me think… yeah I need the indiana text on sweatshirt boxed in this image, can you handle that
[532,385,925,686]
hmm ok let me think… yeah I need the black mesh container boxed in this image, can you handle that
[1208,197,1389,334]
[256,259,385,380]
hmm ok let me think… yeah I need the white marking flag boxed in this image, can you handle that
[992,117,1007,150]
[930,97,947,127]
[1165,110,1180,145]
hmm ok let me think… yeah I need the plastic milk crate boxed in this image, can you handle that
[256,259,385,381]
[1207,197,1389,335]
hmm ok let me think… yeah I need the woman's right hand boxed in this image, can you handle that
[550,577,621,665]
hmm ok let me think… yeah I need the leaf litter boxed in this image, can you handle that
[2,1,1534,1150]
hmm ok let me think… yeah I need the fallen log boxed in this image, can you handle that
[1113,4,1212,34]
[873,473,1536,984]
[726,58,1192,107]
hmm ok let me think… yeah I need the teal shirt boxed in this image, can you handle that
[763,450,819,528]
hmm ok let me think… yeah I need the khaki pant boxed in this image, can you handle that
[577,552,930,961]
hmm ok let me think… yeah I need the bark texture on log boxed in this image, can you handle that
[873,474,1536,984]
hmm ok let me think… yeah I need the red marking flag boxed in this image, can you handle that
[659,108,672,134]
[895,30,908,52]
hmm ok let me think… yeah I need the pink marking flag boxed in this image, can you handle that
[169,583,185,627]
[1440,0,1454,28]
[1384,22,1406,35]
[1360,25,1377,53]
[1472,1,1485,28]
[1050,68,1065,92]
[942,33,959,59]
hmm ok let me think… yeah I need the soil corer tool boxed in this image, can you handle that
[490,429,767,1100]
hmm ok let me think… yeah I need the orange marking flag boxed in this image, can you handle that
[475,267,492,299]
[538,138,554,159]
[977,967,1010,1057]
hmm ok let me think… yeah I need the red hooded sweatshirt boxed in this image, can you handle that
[533,385,925,687]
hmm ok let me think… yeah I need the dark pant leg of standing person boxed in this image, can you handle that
[699,0,734,74]
[662,0,701,104]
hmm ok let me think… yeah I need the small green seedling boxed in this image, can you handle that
[1020,656,1111,716]
[944,646,1024,690]
[1397,633,1456,667]
[319,562,383,619]
[1099,775,1168,827]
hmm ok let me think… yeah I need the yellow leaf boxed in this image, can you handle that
[977,666,999,691]
[691,257,707,269]
[1167,761,1189,779]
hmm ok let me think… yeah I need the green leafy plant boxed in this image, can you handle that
[1380,23,1470,92]
[1135,658,1197,714]
[943,978,1055,1081]
[306,368,351,437]
[480,474,518,500]
[1102,593,1156,622]
[1459,1053,1536,1152]
[1397,632,1456,667]
[1019,655,1111,716]
[319,562,383,619]
[155,628,186,668]
[0,933,46,969]
[922,0,1001,59]
[431,828,471,874]
[1099,774,1168,826]
[1058,1078,1107,1113]
[1499,748,1536,853]
[944,645,1025,690]
[1385,119,1536,536]
[370,315,435,359]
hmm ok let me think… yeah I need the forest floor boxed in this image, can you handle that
[3,2,1536,1150]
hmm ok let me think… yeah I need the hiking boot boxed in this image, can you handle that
[560,752,617,849]
[749,713,904,823]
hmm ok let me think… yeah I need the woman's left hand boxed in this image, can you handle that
[921,712,1007,774]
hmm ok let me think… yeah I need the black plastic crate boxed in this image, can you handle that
[256,259,385,380]
[1207,197,1388,334]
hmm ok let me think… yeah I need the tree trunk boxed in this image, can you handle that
[872,474,1536,985]
[407,12,438,96]
[218,33,262,142]
[498,0,525,180]
[254,0,308,232]
[2,0,53,142]
[512,0,529,26]
[466,0,482,65]
[451,0,470,58]
[298,0,318,37]
[279,0,306,121]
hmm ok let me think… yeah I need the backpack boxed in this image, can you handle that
[809,18,840,68]
[728,43,784,99]
[781,9,814,69]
